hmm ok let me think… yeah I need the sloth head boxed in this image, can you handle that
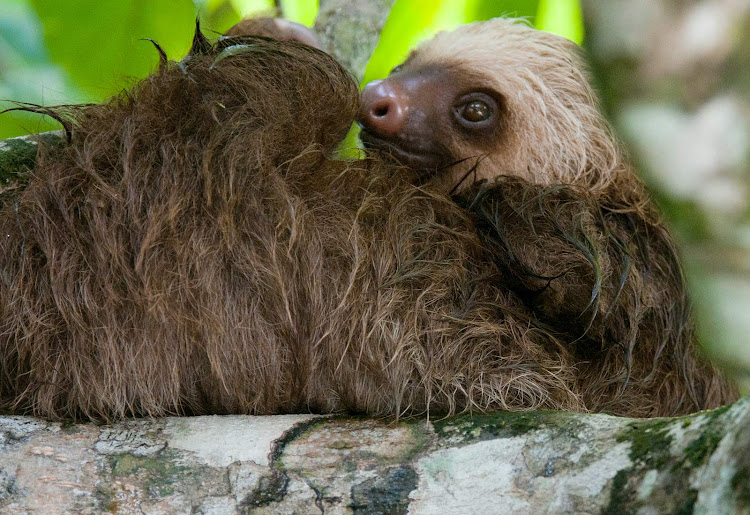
[358,18,624,192]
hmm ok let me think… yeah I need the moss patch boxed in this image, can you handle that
[398,419,431,463]
[617,419,673,469]
[604,406,737,513]
[681,430,722,468]
[604,420,677,512]
[268,416,331,465]
[678,404,732,469]
[433,410,582,444]
[59,419,82,434]
[0,134,61,180]
[731,461,750,507]
[94,484,118,512]
[0,137,36,183]
[245,470,289,507]
[675,478,698,515]
[277,416,430,471]
[603,469,633,515]
[108,451,187,497]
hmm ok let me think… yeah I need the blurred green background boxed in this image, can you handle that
[0,0,582,139]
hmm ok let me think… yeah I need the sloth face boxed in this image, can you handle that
[358,18,614,192]
[358,63,507,178]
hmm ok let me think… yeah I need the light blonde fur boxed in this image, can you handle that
[412,18,624,191]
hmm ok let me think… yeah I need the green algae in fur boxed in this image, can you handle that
[0,133,63,196]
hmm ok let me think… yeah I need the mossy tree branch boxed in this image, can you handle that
[1,400,748,512]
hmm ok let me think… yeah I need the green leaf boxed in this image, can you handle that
[228,0,274,17]
[201,0,243,35]
[279,0,319,27]
[468,0,539,22]
[337,123,364,159]
[362,0,475,86]
[0,110,60,140]
[29,0,197,100]
[535,0,583,44]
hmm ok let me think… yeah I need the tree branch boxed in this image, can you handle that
[1,400,748,512]
[314,0,396,81]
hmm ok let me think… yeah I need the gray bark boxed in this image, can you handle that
[1,400,748,513]
[314,0,397,81]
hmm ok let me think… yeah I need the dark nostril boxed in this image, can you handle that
[358,80,406,136]
[372,103,389,118]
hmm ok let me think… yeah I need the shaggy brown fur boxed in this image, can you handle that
[0,28,588,421]
[0,20,736,421]
[358,18,738,417]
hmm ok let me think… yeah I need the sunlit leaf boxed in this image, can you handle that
[201,0,243,35]
[229,0,274,17]
[0,110,60,140]
[468,0,539,22]
[29,0,197,99]
[362,0,474,86]
[535,0,583,44]
[337,123,365,159]
[280,0,319,27]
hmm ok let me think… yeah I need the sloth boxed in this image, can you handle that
[0,21,735,421]
[356,18,738,416]
[0,27,584,420]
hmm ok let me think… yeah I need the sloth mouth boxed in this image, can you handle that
[359,130,448,174]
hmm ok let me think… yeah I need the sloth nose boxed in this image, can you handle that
[358,80,407,137]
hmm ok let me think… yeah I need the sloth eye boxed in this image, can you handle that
[460,101,491,122]
[453,92,499,129]
[390,64,404,75]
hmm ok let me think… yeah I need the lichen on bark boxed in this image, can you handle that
[1,400,748,513]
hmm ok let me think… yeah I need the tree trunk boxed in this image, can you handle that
[315,0,397,81]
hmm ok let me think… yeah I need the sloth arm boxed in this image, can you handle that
[454,175,687,352]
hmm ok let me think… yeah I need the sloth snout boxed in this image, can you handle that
[358,80,407,137]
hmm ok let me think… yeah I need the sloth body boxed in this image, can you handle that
[0,21,736,421]
[0,31,583,420]
[357,19,737,417]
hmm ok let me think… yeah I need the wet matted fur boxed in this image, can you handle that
[0,23,736,421]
